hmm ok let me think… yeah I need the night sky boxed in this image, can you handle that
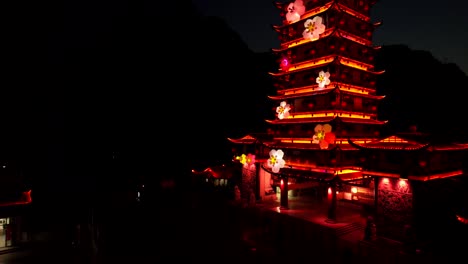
[192,0,468,75]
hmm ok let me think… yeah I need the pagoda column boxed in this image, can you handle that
[280,177,289,209]
[326,182,337,223]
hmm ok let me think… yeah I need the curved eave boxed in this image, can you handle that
[336,3,371,23]
[373,21,383,27]
[268,87,335,100]
[266,116,385,125]
[273,27,338,53]
[373,46,382,50]
[227,134,257,144]
[432,144,468,151]
[270,55,384,77]
[266,116,336,124]
[348,138,430,150]
[269,87,384,100]
[340,90,385,100]
[263,141,358,151]
[338,117,387,125]
[269,55,337,76]
[273,1,335,31]
[260,163,336,180]
[191,166,235,179]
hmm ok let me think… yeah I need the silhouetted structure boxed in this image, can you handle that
[0,157,32,248]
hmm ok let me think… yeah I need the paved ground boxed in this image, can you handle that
[2,188,467,263]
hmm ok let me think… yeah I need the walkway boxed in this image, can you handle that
[232,195,435,263]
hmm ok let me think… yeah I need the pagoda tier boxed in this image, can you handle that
[265,115,386,139]
[275,0,379,19]
[273,0,381,47]
[272,29,380,68]
[255,0,385,179]
[270,55,383,92]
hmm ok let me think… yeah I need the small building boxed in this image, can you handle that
[0,158,32,248]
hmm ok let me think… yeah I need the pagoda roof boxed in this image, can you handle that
[268,86,334,99]
[263,141,359,151]
[268,85,385,100]
[260,163,364,182]
[266,115,387,125]
[191,164,238,179]
[269,55,384,77]
[227,134,258,144]
[335,2,371,22]
[272,1,335,30]
[272,27,376,53]
[348,135,430,151]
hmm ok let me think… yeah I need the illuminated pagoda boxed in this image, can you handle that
[236,0,387,216]
[225,0,468,242]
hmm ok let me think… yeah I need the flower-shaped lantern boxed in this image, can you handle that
[267,149,285,173]
[303,16,326,41]
[316,70,331,88]
[286,0,306,23]
[312,124,336,149]
[236,153,256,169]
[276,101,291,119]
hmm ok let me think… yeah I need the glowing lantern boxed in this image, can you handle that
[285,0,305,23]
[280,58,291,71]
[312,124,336,149]
[267,149,286,173]
[303,16,326,41]
[316,70,331,88]
[276,101,291,119]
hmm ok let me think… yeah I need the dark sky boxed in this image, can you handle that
[192,0,468,75]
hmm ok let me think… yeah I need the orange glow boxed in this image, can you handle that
[282,86,333,96]
[351,187,357,193]
[336,4,371,22]
[278,137,376,145]
[339,57,372,71]
[408,170,464,181]
[271,55,382,77]
[276,83,380,97]
[285,110,373,120]
[299,2,334,23]
[285,28,334,49]
[338,30,371,46]
[334,82,377,95]
[382,178,389,184]
[381,136,409,143]
[274,55,336,74]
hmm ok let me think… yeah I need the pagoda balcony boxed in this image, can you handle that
[293,104,379,115]
[272,56,380,91]
[277,33,376,67]
[277,7,374,44]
